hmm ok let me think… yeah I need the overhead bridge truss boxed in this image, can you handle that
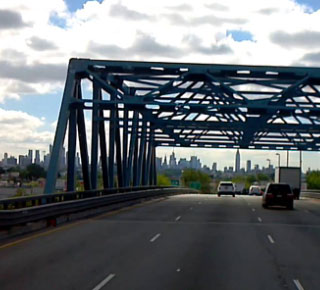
[45,58,320,193]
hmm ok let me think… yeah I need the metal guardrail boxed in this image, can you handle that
[0,187,197,228]
[301,190,320,199]
[0,186,167,210]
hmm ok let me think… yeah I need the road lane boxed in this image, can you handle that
[0,194,319,290]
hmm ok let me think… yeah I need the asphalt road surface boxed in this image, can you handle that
[1,194,319,290]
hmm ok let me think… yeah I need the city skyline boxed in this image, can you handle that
[1,1,320,171]
[0,145,318,173]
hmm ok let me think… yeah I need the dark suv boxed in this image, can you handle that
[262,183,294,210]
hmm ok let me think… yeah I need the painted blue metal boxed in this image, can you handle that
[127,111,138,187]
[99,106,109,189]
[67,107,77,191]
[115,110,123,187]
[90,80,100,189]
[45,58,320,193]
[122,108,129,186]
[44,63,76,194]
[108,98,115,188]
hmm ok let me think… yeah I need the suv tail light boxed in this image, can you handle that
[266,193,274,198]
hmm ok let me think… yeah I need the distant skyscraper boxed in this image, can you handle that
[235,149,240,172]
[59,146,66,170]
[35,150,40,165]
[212,162,217,172]
[76,152,81,169]
[246,160,251,172]
[178,158,189,169]
[28,150,33,164]
[163,155,168,169]
[156,157,162,170]
[169,151,177,168]
[3,153,8,166]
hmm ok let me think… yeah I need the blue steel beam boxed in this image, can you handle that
[127,111,139,186]
[44,62,76,194]
[66,107,77,191]
[45,58,320,192]
[90,80,100,189]
[115,109,123,187]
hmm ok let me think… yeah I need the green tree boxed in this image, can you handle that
[182,169,212,194]
[157,174,171,186]
[256,173,270,182]
[21,164,46,181]
[0,167,6,175]
[306,171,320,189]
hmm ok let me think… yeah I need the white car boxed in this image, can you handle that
[249,185,262,196]
[218,181,235,197]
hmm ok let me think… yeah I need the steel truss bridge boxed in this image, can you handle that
[44,59,320,193]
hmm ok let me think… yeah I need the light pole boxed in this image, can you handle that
[276,153,280,168]
[266,158,271,168]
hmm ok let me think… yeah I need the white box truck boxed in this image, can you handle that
[274,167,301,199]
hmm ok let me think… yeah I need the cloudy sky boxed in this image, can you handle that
[1,0,320,171]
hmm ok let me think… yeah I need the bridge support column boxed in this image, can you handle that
[99,101,108,189]
[108,95,116,188]
[137,121,147,185]
[90,80,100,190]
[77,83,91,191]
[115,109,123,187]
[44,65,76,194]
[66,106,77,192]
[128,112,138,187]
[122,108,129,187]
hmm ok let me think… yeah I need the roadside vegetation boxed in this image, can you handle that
[181,169,212,194]
[157,174,171,186]
[306,171,320,189]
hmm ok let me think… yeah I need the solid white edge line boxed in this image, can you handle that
[258,217,262,222]
[92,274,116,290]
[267,234,275,244]
[150,233,161,242]
[175,216,181,221]
[293,279,305,290]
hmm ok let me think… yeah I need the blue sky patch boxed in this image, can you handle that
[4,92,63,126]
[295,0,320,10]
[49,12,67,28]
[227,30,253,42]
[64,0,103,12]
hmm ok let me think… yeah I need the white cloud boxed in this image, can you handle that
[0,0,320,168]
[0,108,54,156]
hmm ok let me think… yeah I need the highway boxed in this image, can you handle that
[1,194,319,290]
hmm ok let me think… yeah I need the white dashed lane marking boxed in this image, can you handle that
[293,279,305,290]
[267,234,275,244]
[150,233,161,243]
[92,274,116,290]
